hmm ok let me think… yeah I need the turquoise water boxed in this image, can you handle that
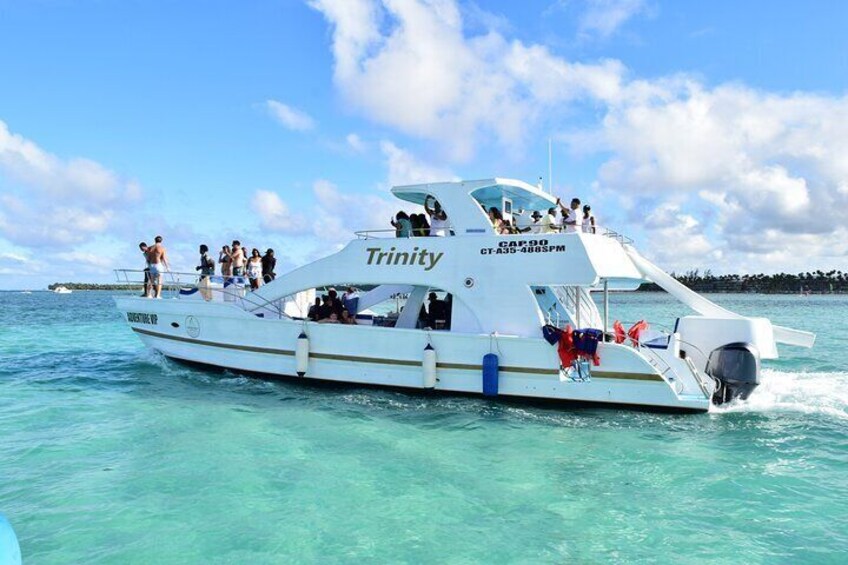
[1,291,846,563]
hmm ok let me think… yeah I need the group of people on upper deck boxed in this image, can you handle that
[515,197,596,235]
[390,195,595,238]
[390,197,451,238]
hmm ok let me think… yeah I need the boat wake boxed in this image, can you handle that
[714,368,848,420]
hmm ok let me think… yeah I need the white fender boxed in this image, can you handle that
[423,343,437,388]
[296,332,309,377]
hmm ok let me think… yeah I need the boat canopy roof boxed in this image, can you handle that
[391,178,557,234]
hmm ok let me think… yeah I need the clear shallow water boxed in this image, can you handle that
[0,291,846,563]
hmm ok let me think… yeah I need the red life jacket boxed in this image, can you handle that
[558,325,601,367]
[557,324,578,367]
[613,320,626,344]
[628,320,649,346]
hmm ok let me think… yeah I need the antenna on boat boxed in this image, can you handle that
[548,137,553,193]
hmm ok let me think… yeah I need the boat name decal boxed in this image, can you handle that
[127,312,158,325]
[365,247,444,271]
[480,239,566,255]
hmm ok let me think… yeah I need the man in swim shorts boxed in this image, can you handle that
[230,240,245,277]
[146,235,170,298]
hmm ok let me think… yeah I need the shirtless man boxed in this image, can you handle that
[146,235,170,298]
[230,240,246,277]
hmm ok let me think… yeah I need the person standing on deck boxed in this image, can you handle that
[557,197,583,233]
[196,244,215,301]
[230,241,245,277]
[541,207,559,234]
[138,242,150,297]
[219,245,232,277]
[261,249,276,283]
[582,205,596,234]
[146,235,169,298]
[391,212,413,237]
[425,197,450,236]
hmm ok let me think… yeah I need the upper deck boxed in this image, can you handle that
[390,178,558,235]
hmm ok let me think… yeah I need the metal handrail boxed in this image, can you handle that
[355,228,410,240]
[353,224,634,242]
[113,269,288,317]
[601,227,634,245]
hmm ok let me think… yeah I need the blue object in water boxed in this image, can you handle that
[0,514,22,565]
[482,353,499,397]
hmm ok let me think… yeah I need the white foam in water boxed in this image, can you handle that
[714,368,848,420]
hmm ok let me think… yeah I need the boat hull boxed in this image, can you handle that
[116,297,710,412]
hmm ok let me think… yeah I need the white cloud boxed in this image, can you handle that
[251,138,451,248]
[0,120,143,248]
[639,202,721,270]
[578,0,648,40]
[575,82,848,268]
[346,133,367,152]
[380,140,458,186]
[252,189,311,233]
[252,179,398,246]
[310,0,551,161]
[60,251,114,269]
[265,99,316,131]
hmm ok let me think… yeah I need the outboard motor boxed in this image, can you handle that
[706,342,760,404]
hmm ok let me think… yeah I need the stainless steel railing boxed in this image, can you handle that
[354,224,634,243]
[113,269,288,317]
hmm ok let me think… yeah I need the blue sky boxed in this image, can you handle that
[1,0,847,289]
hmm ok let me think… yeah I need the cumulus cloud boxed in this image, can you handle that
[577,0,648,40]
[0,120,143,248]
[253,179,397,246]
[310,0,547,160]
[253,140,452,246]
[574,82,848,269]
[381,140,458,186]
[252,190,311,233]
[346,133,367,152]
[265,99,316,131]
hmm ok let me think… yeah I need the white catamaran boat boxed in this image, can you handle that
[115,178,815,412]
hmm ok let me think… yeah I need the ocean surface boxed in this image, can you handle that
[0,291,846,563]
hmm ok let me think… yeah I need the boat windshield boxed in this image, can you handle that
[469,184,554,214]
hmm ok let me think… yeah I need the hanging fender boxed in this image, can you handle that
[295,331,309,376]
[423,343,437,388]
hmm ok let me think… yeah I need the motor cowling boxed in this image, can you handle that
[706,342,760,404]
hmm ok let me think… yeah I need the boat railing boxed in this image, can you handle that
[600,227,634,245]
[355,224,633,243]
[354,229,405,240]
[113,269,288,317]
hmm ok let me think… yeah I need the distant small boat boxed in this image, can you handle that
[52,286,72,294]
[20,291,32,295]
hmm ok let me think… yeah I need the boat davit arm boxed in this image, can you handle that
[624,247,816,348]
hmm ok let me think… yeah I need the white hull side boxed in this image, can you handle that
[117,297,709,412]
